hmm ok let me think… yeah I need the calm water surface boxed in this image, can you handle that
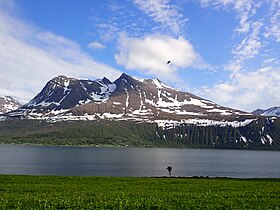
[0,145,279,178]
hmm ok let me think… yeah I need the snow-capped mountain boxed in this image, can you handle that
[2,74,279,148]
[7,75,116,117]
[0,96,21,114]
[252,107,280,117]
[5,73,253,125]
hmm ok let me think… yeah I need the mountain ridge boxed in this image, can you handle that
[3,73,253,124]
[252,107,280,117]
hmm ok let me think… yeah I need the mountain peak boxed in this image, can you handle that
[141,78,173,90]
[120,72,131,78]
[50,75,75,87]
[101,77,112,85]
[115,73,134,81]
[114,73,139,88]
[52,75,74,81]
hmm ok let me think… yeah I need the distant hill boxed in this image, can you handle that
[252,107,280,117]
[0,96,21,114]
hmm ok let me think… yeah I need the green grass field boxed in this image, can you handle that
[0,175,279,209]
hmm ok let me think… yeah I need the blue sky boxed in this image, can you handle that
[0,0,280,111]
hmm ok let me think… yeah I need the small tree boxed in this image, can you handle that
[166,166,172,177]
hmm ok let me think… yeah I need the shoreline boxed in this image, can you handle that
[1,174,280,179]
[1,142,280,151]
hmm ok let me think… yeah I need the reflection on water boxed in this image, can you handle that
[0,145,279,178]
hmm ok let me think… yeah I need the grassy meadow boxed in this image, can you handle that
[0,175,279,209]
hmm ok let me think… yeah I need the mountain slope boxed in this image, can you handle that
[0,96,21,114]
[252,107,280,117]
[7,75,116,117]
[0,117,279,149]
[6,73,252,123]
[73,73,252,121]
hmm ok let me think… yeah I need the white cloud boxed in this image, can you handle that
[225,63,241,73]
[199,67,280,111]
[132,0,186,35]
[115,34,197,79]
[263,58,276,64]
[264,3,280,42]
[200,0,259,34]
[191,54,218,72]
[199,0,280,76]
[88,41,106,49]
[91,1,147,42]
[202,83,237,104]
[233,21,263,61]
[196,1,280,111]
[0,2,121,103]
[200,0,263,61]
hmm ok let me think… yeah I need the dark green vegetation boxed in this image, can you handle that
[0,175,279,209]
[0,118,280,149]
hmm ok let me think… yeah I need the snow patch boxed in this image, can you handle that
[132,76,145,82]
[207,109,232,115]
[155,119,255,129]
[240,136,247,143]
[152,79,173,89]
[266,134,273,145]
[102,113,124,119]
[0,116,6,121]
[125,88,129,108]
[64,80,70,87]
[113,101,122,105]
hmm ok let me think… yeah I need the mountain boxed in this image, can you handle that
[2,73,280,149]
[252,107,280,117]
[0,96,21,114]
[5,73,252,124]
[6,75,115,118]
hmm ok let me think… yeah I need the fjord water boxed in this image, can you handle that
[0,145,279,178]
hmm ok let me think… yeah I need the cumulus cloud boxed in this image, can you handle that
[88,41,106,49]
[0,2,120,103]
[115,34,197,79]
[199,67,280,111]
